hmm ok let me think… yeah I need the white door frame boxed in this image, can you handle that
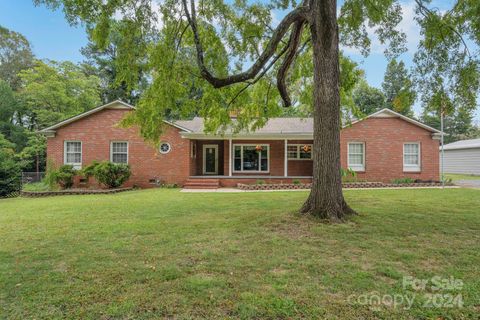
[203,144,218,175]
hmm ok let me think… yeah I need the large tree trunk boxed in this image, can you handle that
[300,0,356,221]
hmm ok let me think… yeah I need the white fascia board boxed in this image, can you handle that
[39,100,135,132]
[347,108,443,134]
[181,132,314,140]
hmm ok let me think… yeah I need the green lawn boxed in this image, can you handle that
[1,189,479,319]
[445,173,480,181]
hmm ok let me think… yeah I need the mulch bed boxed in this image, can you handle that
[20,188,134,198]
[237,182,451,191]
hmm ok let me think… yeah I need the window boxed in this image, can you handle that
[64,141,82,169]
[403,143,420,171]
[159,142,171,154]
[347,142,365,171]
[287,144,312,160]
[111,141,128,164]
[233,144,269,172]
[191,141,196,158]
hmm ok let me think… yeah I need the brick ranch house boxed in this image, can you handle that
[40,100,441,188]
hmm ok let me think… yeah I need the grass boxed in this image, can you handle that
[1,188,479,319]
[21,182,51,192]
[445,173,480,181]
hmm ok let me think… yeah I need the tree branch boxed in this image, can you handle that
[226,43,290,108]
[415,0,470,56]
[182,0,309,88]
[277,20,305,107]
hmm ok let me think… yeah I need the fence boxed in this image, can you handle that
[21,172,45,185]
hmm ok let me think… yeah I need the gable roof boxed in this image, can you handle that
[178,108,442,138]
[38,100,191,133]
[349,108,442,134]
[443,138,480,150]
[39,100,441,138]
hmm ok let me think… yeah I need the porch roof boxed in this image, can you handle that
[175,117,314,136]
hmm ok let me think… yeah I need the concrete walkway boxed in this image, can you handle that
[455,180,480,189]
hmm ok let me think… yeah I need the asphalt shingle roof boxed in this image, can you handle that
[175,117,314,134]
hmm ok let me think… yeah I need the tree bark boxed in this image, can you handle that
[300,0,357,221]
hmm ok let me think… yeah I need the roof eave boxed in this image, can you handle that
[181,132,314,139]
[39,100,135,133]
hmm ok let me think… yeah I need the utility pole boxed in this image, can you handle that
[440,105,445,189]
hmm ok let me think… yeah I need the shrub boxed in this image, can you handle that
[82,161,131,188]
[55,165,77,189]
[392,177,415,184]
[255,179,265,185]
[292,179,301,185]
[0,147,21,197]
[341,167,357,181]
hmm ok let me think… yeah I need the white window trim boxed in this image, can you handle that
[347,142,365,172]
[64,141,82,169]
[159,142,171,154]
[233,144,270,173]
[403,142,421,172]
[110,141,129,164]
[287,144,313,160]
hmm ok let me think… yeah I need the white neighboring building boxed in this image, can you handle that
[441,138,480,175]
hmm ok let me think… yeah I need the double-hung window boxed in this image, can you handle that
[347,142,365,171]
[287,144,312,160]
[111,141,128,164]
[403,143,420,172]
[233,144,269,172]
[64,141,82,169]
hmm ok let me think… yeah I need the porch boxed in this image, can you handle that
[186,139,313,188]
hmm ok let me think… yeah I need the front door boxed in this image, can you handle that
[203,145,218,174]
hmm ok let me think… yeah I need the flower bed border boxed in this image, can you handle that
[237,182,450,191]
[20,187,134,198]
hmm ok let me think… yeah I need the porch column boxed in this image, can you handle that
[228,138,232,176]
[284,139,288,177]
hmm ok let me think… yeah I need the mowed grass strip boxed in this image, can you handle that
[0,188,479,319]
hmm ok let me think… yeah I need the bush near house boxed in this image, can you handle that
[82,161,131,188]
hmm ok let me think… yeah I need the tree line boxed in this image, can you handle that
[1,9,479,196]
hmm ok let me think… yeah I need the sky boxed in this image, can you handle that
[0,0,478,121]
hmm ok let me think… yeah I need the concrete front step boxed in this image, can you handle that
[183,178,220,189]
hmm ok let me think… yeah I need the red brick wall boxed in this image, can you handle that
[46,108,191,188]
[340,117,440,182]
[47,110,439,187]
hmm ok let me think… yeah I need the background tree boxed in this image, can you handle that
[0,133,21,196]
[0,25,35,90]
[422,106,477,144]
[353,79,386,116]
[382,59,415,116]
[0,79,29,151]
[36,0,480,221]
[81,20,150,104]
[414,0,480,144]
[18,60,102,130]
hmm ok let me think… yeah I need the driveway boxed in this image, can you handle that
[455,179,480,188]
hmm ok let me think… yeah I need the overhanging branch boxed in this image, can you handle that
[277,20,305,107]
[182,0,309,89]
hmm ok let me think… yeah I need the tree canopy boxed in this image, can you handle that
[18,60,101,130]
[382,59,415,116]
[0,25,35,90]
